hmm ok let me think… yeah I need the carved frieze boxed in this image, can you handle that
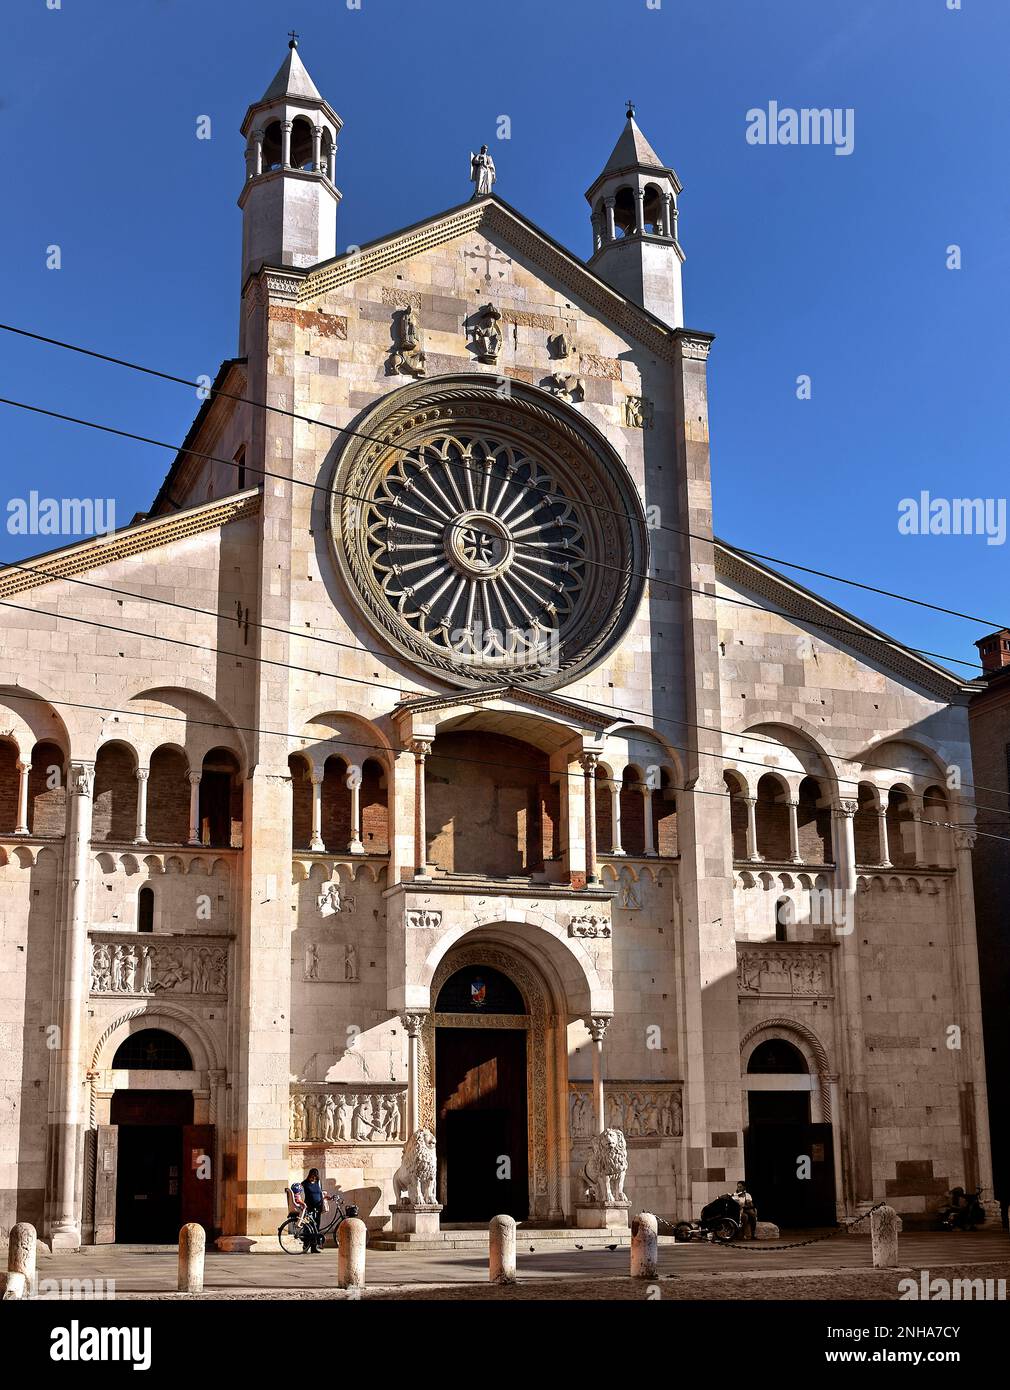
[88,936,227,997]
[405,909,442,929]
[736,948,832,997]
[568,911,611,938]
[569,1082,682,1141]
[302,939,359,983]
[290,1087,404,1144]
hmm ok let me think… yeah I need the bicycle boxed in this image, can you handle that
[278,1189,360,1254]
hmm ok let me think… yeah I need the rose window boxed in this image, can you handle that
[329,376,648,690]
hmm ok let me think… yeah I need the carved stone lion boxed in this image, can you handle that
[580,1128,629,1204]
[392,1127,438,1206]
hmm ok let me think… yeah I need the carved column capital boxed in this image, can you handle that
[408,738,433,761]
[69,761,95,797]
[135,767,150,783]
[579,751,600,776]
[187,769,203,786]
[401,1011,428,1038]
[954,828,977,852]
[587,1015,613,1043]
[832,799,859,819]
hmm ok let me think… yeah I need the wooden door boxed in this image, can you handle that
[436,1027,528,1221]
[93,1125,118,1244]
[182,1124,216,1234]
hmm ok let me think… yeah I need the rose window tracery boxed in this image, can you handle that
[329,376,648,689]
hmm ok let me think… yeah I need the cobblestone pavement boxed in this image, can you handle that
[32,1231,1010,1299]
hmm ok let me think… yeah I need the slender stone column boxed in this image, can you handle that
[252,130,264,177]
[50,761,94,1248]
[786,798,801,863]
[950,828,995,1202]
[581,753,599,883]
[640,783,657,856]
[609,779,625,855]
[134,767,149,844]
[832,799,872,1206]
[311,124,322,172]
[401,1012,426,1137]
[326,143,336,183]
[187,769,202,845]
[634,187,646,234]
[876,806,891,867]
[588,1016,611,1133]
[743,795,761,861]
[14,760,30,835]
[604,196,617,242]
[281,119,292,167]
[911,797,926,867]
[662,193,674,238]
[410,739,431,878]
[309,772,324,851]
[346,765,364,854]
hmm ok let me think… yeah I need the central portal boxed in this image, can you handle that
[434,963,530,1222]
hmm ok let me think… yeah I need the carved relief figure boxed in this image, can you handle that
[305,943,319,981]
[472,304,503,363]
[344,941,358,981]
[391,305,427,377]
[140,945,154,993]
[317,883,341,917]
[336,1094,354,1141]
[624,395,654,429]
[322,1093,336,1143]
[547,371,585,403]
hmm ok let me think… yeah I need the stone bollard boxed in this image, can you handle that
[2,1273,27,1301]
[8,1223,37,1299]
[337,1217,367,1290]
[870,1204,899,1268]
[178,1223,206,1294]
[630,1212,659,1279]
[489,1214,517,1285]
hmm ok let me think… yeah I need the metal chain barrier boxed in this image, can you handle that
[657,1201,887,1253]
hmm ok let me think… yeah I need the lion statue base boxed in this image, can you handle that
[580,1128,629,1206]
[392,1127,439,1208]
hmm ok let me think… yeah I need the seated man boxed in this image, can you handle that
[732,1180,758,1239]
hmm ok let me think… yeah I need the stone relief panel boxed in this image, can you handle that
[303,940,359,983]
[568,1082,683,1142]
[289,1086,405,1144]
[88,934,228,997]
[736,948,833,997]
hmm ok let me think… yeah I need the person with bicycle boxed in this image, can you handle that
[301,1168,331,1253]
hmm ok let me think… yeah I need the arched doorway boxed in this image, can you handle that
[743,1034,836,1228]
[434,964,529,1221]
[421,939,569,1223]
[89,1013,222,1244]
[110,1029,195,1243]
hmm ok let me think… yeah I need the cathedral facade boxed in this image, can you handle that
[0,44,993,1246]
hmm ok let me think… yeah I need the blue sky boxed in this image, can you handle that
[2,0,1008,675]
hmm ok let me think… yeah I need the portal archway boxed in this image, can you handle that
[420,938,569,1222]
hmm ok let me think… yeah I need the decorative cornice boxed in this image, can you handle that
[714,541,970,702]
[0,490,261,601]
